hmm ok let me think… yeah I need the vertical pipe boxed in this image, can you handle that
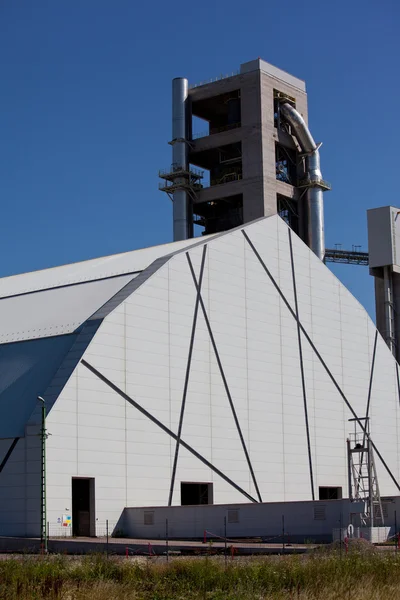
[39,397,47,553]
[166,518,169,562]
[368,439,374,528]
[224,516,227,565]
[279,103,327,261]
[172,78,189,241]
[306,188,325,261]
[383,266,395,355]
[106,519,109,557]
[347,439,353,500]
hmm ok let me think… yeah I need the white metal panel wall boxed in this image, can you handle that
[43,215,400,530]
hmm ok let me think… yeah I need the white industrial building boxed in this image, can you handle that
[0,214,400,537]
[1,59,400,540]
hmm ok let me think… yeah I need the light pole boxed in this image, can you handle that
[38,396,47,553]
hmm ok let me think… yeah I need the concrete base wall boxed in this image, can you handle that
[121,499,368,544]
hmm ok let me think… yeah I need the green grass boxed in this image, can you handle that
[0,551,400,599]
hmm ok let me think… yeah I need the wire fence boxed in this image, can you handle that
[43,517,400,560]
[47,521,120,539]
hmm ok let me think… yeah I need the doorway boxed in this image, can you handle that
[181,482,213,505]
[72,478,95,536]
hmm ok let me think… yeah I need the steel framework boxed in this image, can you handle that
[347,418,384,527]
[325,248,369,265]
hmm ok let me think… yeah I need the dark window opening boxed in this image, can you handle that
[190,142,242,187]
[192,90,241,138]
[72,477,95,536]
[192,115,209,140]
[181,482,213,505]
[277,194,299,235]
[194,194,243,235]
[276,144,297,186]
[319,486,342,500]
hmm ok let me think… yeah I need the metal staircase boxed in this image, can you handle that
[347,417,384,527]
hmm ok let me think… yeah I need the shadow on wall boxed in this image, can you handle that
[0,334,77,438]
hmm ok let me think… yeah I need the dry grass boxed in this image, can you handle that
[0,550,400,599]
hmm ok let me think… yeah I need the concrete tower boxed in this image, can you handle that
[159,58,330,259]
[368,206,400,362]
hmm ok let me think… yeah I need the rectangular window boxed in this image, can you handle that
[181,482,213,505]
[319,487,342,500]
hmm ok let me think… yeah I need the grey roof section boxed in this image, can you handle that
[0,237,210,298]
[0,334,77,438]
[0,273,136,344]
[89,255,173,322]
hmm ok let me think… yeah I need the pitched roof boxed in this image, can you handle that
[0,236,205,344]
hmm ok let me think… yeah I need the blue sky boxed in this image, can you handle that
[0,0,398,318]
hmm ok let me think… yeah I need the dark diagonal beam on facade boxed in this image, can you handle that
[242,229,400,493]
[168,245,207,506]
[187,253,262,503]
[288,229,315,500]
[365,330,378,420]
[81,359,258,503]
[0,438,19,474]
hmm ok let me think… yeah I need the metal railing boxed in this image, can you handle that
[210,172,242,186]
[192,122,241,140]
[189,71,240,89]
[298,177,331,191]
[325,248,369,266]
[159,165,204,179]
[46,520,122,539]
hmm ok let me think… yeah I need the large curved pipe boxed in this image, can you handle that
[280,103,325,261]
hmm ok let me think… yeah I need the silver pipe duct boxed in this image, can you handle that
[172,78,189,241]
[383,265,395,355]
[280,103,325,260]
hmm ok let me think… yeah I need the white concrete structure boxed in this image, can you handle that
[1,215,400,537]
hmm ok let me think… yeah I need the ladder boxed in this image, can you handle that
[347,417,384,527]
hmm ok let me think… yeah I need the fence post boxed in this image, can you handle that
[106,519,109,558]
[203,529,206,544]
[344,537,348,554]
[125,546,129,559]
[224,516,227,566]
[166,518,169,562]
[395,510,397,552]
[282,514,285,554]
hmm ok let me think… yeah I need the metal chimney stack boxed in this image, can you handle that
[172,78,189,241]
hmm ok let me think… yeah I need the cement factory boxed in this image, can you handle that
[1,58,400,545]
